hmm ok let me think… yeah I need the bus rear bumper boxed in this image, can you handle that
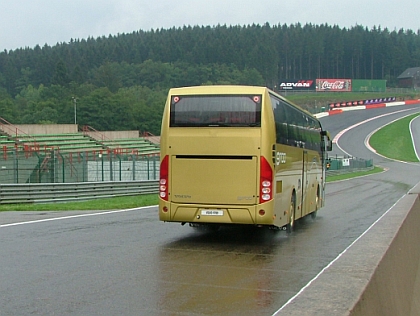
[159,200,276,226]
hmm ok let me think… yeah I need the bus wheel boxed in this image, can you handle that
[286,194,296,233]
[311,187,320,220]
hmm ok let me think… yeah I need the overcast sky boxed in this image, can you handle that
[1,0,419,51]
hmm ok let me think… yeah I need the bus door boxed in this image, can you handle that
[301,149,309,218]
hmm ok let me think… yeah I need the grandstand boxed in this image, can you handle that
[0,134,16,149]
[0,118,160,184]
[0,118,160,155]
[15,133,104,153]
[81,125,160,155]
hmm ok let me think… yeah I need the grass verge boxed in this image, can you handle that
[0,194,159,212]
[326,166,384,182]
[368,113,420,162]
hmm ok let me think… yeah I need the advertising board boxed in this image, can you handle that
[278,79,316,91]
[352,80,386,92]
[316,79,352,92]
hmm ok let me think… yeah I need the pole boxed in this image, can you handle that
[72,97,77,125]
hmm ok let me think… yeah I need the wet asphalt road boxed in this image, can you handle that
[1,104,420,315]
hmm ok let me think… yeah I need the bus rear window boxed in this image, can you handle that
[170,94,261,127]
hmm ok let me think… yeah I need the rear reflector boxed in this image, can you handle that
[260,156,273,204]
[159,155,169,201]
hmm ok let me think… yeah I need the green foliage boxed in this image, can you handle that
[0,23,419,133]
[52,60,70,86]
[0,60,265,134]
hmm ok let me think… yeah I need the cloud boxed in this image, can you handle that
[1,0,419,51]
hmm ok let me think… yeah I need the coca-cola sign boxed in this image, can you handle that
[316,79,352,92]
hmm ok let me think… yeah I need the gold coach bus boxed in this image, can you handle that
[158,85,332,231]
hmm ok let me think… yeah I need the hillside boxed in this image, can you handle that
[0,23,419,133]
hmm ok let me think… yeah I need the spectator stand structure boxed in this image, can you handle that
[0,117,160,184]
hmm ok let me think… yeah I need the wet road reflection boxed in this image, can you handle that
[156,222,325,315]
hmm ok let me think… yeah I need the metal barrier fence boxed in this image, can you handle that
[0,180,159,204]
[326,156,374,176]
[0,149,374,204]
[0,149,160,184]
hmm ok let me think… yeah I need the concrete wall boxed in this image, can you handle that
[11,124,78,135]
[349,183,420,315]
[0,124,141,140]
[276,182,420,315]
[85,130,139,140]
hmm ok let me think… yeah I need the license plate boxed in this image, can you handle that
[201,209,224,216]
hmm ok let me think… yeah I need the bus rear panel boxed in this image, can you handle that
[159,85,331,230]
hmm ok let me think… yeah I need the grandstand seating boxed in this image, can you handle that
[0,118,160,156]
[0,134,17,153]
[0,119,160,185]
[2,132,159,155]
[14,133,105,153]
[100,138,160,155]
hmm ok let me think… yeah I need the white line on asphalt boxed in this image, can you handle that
[409,115,420,161]
[272,194,407,315]
[334,107,419,157]
[0,205,157,228]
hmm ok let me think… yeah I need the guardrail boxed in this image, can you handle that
[0,180,159,204]
[326,156,373,174]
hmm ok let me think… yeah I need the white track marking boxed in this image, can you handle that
[0,205,157,228]
[272,194,407,315]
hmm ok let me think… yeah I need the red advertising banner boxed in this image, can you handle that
[316,79,352,92]
[328,97,396,109]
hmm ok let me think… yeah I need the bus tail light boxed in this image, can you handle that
[159,155,169,201]
[260,156,273,204]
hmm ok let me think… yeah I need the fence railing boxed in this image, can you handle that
[0,150,374,204]
[0,180,159,204]
[326,156,374,176]
[0,148,160,184]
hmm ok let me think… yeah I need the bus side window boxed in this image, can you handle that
[275,122,288,144]
[271,96,288,144]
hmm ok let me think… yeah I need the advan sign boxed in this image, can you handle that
[278,80,315,91]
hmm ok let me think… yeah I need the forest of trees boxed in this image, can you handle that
[0,23,419,134]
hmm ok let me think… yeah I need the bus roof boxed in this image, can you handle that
[169,85,269,95]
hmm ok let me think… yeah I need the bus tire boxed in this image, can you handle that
[311,186,320,220]
[286,194,296,233]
